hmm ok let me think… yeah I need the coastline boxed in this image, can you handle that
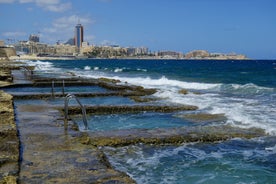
[9,54,251,61]
[0,59,19,183]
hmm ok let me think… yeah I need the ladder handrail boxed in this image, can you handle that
[64,93,88,130]
[20,66,33,79]
[51,80,65,97]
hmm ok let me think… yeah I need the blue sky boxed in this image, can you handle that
[0,0,275,59]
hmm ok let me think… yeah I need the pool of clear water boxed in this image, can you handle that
[14,96,136,106]
[2,85,109,95]
[74,112,200,131]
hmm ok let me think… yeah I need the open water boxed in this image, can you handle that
[23,59,276,183]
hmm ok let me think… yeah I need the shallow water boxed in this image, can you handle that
[103,137,276,184]
[75,112,197,131]
[2,85,108,95]
[14,96,135,107]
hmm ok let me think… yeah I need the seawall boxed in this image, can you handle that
[0,59,19,183]
[0,47,16,60]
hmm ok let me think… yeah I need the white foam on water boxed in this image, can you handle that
[137,68,147,72]
[114,68,123,73]
[84,66,91,70]
[24,60,55,71]
[79,72,276,135]
[213,83,274,95]
[110,76,275,135]
[104,143,233,184]
[112,75,220,90]
[265,145,276,153]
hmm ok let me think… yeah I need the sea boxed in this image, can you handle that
[22,59,276,184]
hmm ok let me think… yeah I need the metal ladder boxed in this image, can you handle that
[64,93,88,130]
[20,66,33,79]
[51,80,65,97]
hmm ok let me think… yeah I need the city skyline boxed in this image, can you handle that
[0,0,276,59]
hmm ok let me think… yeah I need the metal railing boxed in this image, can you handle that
[64,93,88,130]
[51,80,65,97]
[20,66,33,79]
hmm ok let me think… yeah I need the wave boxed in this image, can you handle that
[111,76,220,90]
[84,66,91,70]
[114,68,124,73]
[104,138,276,183]
[24,60,54,71]
[108,75,274,95]
[213,83,274,95]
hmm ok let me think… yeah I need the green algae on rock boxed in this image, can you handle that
[0,91,19,183]
[79,125,266,147]
[175,113,227,123]
[64,105,198,115]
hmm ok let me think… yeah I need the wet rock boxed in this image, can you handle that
[130,96,160,103]
[81,125,266,147]
[65,105,198,115]
[15,103,136,183]
[0,176,17,184]
[178,89,189,95]
[0,91,19,183]
[176,113,226,123]
[99,77,121,84]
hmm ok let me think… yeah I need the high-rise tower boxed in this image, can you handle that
[74,23,84,49]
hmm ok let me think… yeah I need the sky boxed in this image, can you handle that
[0,0,276,59]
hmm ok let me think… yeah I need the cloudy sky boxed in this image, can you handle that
[0,0,276,59]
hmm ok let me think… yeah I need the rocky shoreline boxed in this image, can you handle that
[0,56,21,183]
[0,58,267,183]
[0,59,136,183]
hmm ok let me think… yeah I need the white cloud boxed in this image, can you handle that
[0,0,15,3]
[42,15,94,43]
[43,2,71,12]
[53,15,92,29]
[1,0,71,12]
[100,40,117,46]
[2,31,26,37]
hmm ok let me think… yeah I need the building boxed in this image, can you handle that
[29,34,40,42]
[74,23,84,49]
[158,51,184,59]
[126,47,136,56]
[82,42,89,47]
[0,40,4,47]
[14,41,55,55]
[135,47,149,55]
[55,44,77,56]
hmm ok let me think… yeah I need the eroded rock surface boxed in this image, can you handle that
[16,104,135,183]
[175,113,227,123]
[0,91,19,184]
[80,126,266,147]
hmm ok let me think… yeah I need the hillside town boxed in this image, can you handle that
[1,23,247,60]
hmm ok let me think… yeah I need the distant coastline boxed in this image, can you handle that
[2,39,248,61]
[9,52,249,61]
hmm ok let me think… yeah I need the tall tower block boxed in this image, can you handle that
[74,23,84,49]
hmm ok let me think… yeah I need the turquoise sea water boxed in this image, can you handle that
[22,59,276,183]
